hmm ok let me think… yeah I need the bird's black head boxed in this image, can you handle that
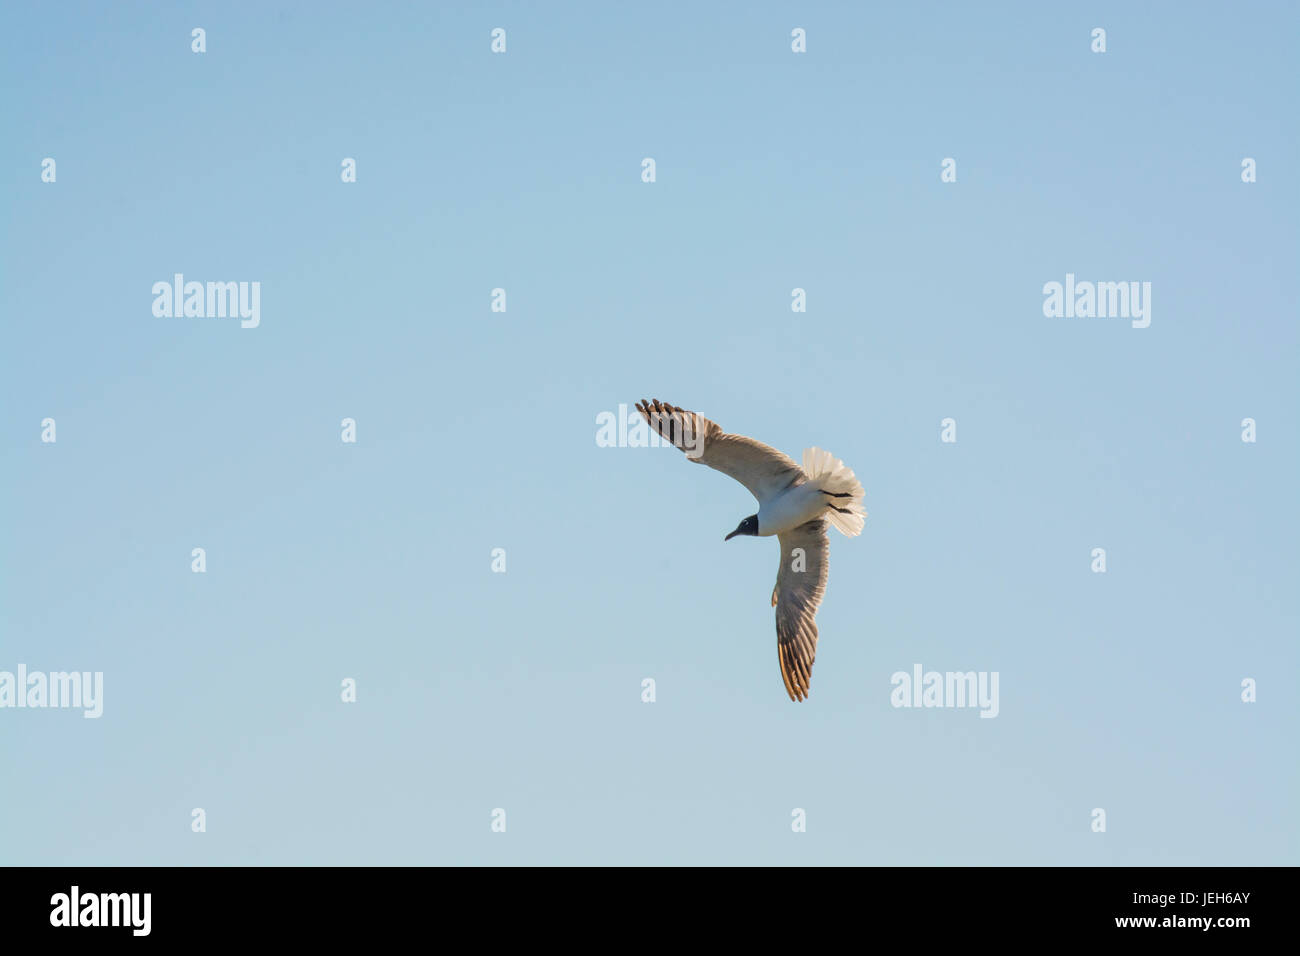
[724,514,759,541]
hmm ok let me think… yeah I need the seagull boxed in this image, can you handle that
[635,399,867,701]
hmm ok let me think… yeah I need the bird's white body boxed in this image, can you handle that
[756,482,829,537]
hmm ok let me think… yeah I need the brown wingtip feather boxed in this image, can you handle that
[778,644,810,702]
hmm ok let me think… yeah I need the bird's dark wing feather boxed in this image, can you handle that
[635,398,804,502]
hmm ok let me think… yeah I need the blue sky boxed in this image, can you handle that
[1,1,1296,865]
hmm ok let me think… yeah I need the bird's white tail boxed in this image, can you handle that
[802,447,867,537]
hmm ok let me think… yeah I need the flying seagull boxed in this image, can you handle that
[635,399,866,701]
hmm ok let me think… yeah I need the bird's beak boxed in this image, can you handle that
[724,529,741,541]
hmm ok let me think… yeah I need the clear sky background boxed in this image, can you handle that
[2,1,1296,865]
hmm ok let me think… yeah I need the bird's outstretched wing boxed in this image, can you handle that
[635,398,804,502]
[774,519,829,702]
